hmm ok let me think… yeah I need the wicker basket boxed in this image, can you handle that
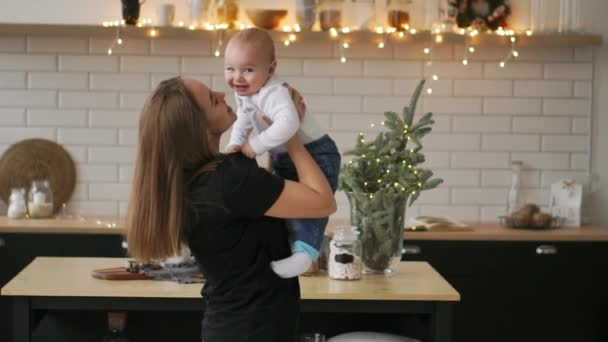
[499,215,565,230]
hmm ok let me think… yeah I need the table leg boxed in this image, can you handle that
[13,297,31,342]
[430,303,453,342]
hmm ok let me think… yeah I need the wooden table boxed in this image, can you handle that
[2,257,459,342]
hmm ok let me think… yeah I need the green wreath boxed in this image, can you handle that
[449,0,511,31]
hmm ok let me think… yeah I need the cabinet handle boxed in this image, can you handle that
[402,245,421,255]
[0,237,4,247]
[536,244,558,255]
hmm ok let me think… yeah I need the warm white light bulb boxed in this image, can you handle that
[462,59,469,65]
[500,61,506,68]
[512,50,519,57]
[409,28,417,34]
[423,48,430,54]
[289,34,296,42]
[116,38,123,45]
[432,74,439,81]
[469,46,475,53]
[435,34,444,43]
[526,29,533,36]
[343,42,349,48]
[214,50,221,57]
[107,48,112,55]
[284,40,290,46]
[149,29,158,37]
[427,88,433,94]
[378,42,385,48]
[340,56,346,63]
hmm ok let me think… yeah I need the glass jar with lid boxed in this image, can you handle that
[328,225,362,280]
[318,0,343,31]
[387,0,413,30]
[7,187,27,219]
[28,179,54,218]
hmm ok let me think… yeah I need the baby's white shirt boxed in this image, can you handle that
[227,75,325,155]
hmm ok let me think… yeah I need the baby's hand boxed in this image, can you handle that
[283,83,306,121]
[225,145,242,154]
[241,141,257,159]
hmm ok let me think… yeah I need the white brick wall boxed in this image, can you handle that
[0,35,592,222]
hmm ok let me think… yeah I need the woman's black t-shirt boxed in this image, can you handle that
[185,153,300,342]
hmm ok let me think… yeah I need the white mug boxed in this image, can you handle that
[157,3,176,27]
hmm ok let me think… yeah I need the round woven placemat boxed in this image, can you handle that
[0,139,76,213]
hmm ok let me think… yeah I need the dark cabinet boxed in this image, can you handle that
[0,233,125,342]
[402,239,608,342]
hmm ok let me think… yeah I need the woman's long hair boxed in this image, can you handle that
[126,77,215,262]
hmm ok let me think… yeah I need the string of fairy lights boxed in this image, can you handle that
[102,12,529,150]
[102,13,527,73]
[348,129,424,199]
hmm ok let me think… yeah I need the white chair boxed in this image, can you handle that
[327,331,421,342]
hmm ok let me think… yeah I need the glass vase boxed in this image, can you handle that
[345,190,407,275]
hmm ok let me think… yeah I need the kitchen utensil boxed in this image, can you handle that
[246,9,288,30]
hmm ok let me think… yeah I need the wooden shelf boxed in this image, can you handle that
[0,23,602,48]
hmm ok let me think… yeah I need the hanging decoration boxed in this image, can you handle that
[449,0,511,31]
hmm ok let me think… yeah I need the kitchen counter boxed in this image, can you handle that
[1,216,607,241]
[0,216,123,235]
[1,257,459,301]
[2,257,459,342]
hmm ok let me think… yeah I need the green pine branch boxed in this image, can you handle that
[338,79,444,206]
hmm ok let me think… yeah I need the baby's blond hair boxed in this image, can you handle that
[227,28,276,62]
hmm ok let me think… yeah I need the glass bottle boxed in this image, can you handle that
[28,180,54,218]
[318,0,342,31]
[506,161,523,215]
[7,188,27,219]
[387,0,412,30]
[328,226,362,280]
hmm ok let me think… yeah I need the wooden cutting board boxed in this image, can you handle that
[91,267,153,280]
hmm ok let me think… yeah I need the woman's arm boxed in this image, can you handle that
[264,86,337,219]
[265,138,337,218]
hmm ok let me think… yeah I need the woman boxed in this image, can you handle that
[126,77,336,341]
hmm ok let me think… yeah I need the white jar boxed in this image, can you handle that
[328,226,362,280]
[7,188,27,219]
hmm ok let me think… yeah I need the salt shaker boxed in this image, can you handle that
[7,188,27,219]
[28,180,54,218]
[328,226,362,280]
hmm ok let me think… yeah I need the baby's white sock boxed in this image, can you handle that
[270,252,312,279]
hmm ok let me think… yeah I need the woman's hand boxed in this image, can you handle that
[283,83,306,121]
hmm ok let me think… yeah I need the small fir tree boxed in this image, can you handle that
[338,79,444,271]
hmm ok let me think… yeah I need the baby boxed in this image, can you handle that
[224,28,341,278]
